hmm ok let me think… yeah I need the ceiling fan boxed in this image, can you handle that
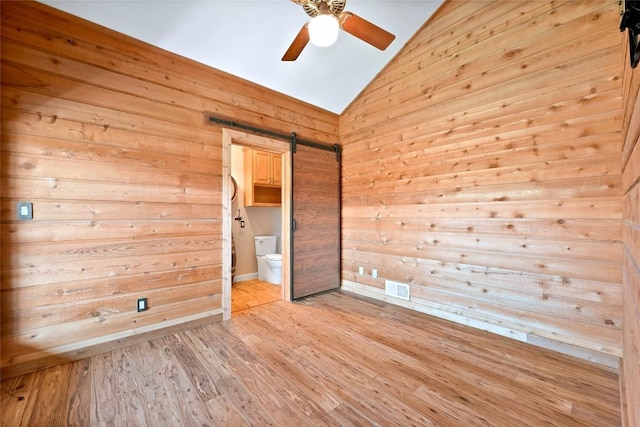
[282,0,396,61]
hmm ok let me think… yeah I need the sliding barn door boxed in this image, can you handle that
[291,143,340,299]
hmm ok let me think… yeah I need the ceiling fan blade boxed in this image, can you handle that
[282,24,310,61]
[339,12,395,50]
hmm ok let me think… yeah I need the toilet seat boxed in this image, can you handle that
[265,254,281,262]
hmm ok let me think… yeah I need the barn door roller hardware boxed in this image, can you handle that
[290,132,340,161]
[620,0,640,68]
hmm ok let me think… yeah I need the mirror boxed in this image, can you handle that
[231,176,238,201]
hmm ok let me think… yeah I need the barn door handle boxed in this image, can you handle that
[292,218,297,232]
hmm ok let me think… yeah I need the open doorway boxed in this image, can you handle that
[230,145,281,315]
[221,129,291,320]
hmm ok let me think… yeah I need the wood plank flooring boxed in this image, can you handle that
[1,291,621,426]
[231,279,281,315]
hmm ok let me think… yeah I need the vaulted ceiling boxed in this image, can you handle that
[37,1,443,114]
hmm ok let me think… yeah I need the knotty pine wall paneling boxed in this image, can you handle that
[620,23,640,427]
[340,0,624,365]
[0,1,338,378]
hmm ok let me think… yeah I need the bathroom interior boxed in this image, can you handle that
[230,143,283,315]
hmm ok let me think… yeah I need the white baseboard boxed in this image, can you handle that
[341,279,620,369]
[234,273,258,283]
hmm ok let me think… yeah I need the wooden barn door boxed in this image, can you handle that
[291,141,341,300]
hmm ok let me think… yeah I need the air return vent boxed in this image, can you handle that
[385,280,410,301]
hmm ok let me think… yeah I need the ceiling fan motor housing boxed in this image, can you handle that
[301,0,347,18]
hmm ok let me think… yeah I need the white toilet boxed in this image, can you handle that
[254,236,282,285]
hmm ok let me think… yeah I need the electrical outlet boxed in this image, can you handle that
[372,269,378,279]
[358,266,364,276]
[137,297,148,312]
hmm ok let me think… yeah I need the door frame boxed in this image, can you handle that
[221,128,292,320]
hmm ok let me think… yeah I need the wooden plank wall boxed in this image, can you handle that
[620,22,640,427]
[0,1,338,378]
[340,0,624,365]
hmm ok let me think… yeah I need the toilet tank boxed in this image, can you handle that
[254,235,277,255]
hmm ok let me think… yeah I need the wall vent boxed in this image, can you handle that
[385,280,411,301]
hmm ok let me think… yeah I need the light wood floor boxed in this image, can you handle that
[231,279,281,315]
[1,291,620,426]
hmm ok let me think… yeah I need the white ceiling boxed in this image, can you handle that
[37,1,443,114]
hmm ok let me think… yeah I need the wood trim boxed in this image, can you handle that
[222,130,233,320]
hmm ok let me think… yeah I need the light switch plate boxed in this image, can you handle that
[17,202,33,220]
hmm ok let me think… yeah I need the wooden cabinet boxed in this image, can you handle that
[244,148,282,206]
[252,150,281,186]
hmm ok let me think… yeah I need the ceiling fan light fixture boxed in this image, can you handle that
[308,13,339,47]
